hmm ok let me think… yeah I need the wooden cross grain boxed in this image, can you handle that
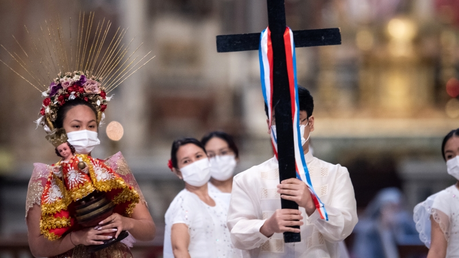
[217,0,341,243]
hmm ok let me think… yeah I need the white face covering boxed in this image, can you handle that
[300,124,311,146]
[180,158,211,187]
[67,130,100,154]
[210,155,237,181]
[271,123,310,146]
[447,156,459,180]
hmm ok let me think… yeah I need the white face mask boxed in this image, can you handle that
[180,158,211,187]
[447,156,459,180]
[67,130,100,154]
[271,124,310,146]
[210,155,237,181]
[300,124,311,146]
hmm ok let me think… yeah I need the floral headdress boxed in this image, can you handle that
[40,71,109,132]
[1,12,154,134]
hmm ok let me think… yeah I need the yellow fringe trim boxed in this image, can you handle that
[40,215,72,230]
[112,188,140,217]
[82,155,140,214]
[40,230,60,241]
[41,174,72,215]
[69,180,96,201]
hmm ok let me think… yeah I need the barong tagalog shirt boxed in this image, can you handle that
[227,151,358,258]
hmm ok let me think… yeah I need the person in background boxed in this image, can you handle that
[201,131,239,196]
[163,137,234,258]
[353,187,421,258]
[414,128,459,258]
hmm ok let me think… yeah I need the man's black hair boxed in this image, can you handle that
[264,86,314,118]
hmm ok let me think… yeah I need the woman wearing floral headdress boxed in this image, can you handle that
[2,14,156,257]
[26,75,156,257]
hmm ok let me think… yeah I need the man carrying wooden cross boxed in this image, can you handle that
[227,86,358,257]
[220,1,358,256]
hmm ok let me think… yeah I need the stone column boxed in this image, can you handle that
[115,0,149,157]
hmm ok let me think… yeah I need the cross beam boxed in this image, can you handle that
[216,0,341,243]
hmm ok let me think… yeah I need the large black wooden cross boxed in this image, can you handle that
[216,0,341,243]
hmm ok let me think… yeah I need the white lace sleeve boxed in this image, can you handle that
[413,190,451,248]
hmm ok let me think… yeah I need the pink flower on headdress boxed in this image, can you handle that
[83,79,101,94]
[60,77,75,90]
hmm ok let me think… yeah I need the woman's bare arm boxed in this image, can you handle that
[27,204,75,257]
[171,223,191,258]
[427,216,447,258]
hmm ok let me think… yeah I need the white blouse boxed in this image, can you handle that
[414,185,459,257]
[163,188,233,258]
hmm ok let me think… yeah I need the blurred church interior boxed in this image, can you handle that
[1,0,459,257]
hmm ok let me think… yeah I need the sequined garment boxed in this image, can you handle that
[163,188,234,257]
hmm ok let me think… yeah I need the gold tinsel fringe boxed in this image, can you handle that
[40,215,72,230]
[70,180,96,201]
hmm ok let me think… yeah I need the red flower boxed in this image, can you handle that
[167,159,174,171]
[43,97,51,106]
[100,91,106,99]
[63,94,69,99]
[67,86,75,93]
[40,107,45,116]
[78,87,85,94]
[100,104,107,112]
[84,97,89,102]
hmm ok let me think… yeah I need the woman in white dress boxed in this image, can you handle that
[163,137,233,258]
[201,131,239,195]
[414,128,459,258]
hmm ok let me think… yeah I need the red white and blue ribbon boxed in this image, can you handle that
[259,27,328,221]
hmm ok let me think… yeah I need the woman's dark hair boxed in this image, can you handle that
[54,99,98,129]
[55,141,76,158]
[170,137,207,169]
[201,131,239,159]
[442,128,459,161]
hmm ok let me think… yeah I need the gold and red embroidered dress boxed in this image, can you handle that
[38,153,140,240]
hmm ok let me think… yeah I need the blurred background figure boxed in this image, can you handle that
[351,187,422,258]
